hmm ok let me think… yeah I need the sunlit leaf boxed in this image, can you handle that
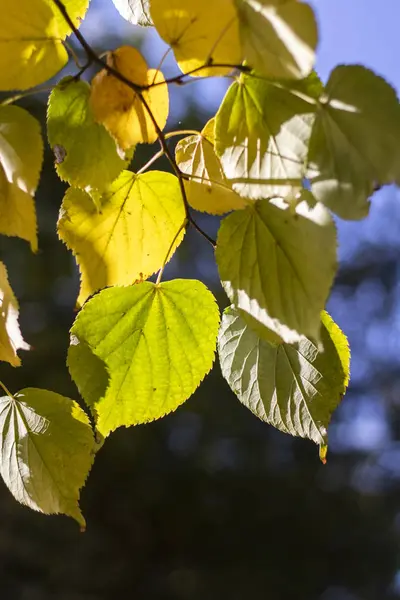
[0,262,30,367]
[0,388,95,528]
[58,171,186,306]
[111,0,152,25]
[150,0,241,77]
[90,46,169,150]
[307,65,400,219]
[45,0,90,38]
[236,0,318,79]
[0,105,42,251]
[47,77,128,191]
[69,280,220,436]
[216,198,337,343]
[218,307,349,448]
[176,120,247,214]
[215,73,318,200]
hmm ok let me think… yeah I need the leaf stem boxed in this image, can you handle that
[156,219,188,285]
[137,149,165,174]
[164,130,201,140]
[1,85,54,106]
[0,380,14,398]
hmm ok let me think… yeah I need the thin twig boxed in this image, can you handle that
[137,149,165,174]
[0,380,13,398]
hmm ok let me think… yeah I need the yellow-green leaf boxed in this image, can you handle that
[58,171,186,306]
[0,262,30,367]
[45,0,90,38]
[0,105,42,251]
[68,280,220,436]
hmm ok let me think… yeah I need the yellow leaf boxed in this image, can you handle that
[58,171,186,306]
[90,46,169,150]
[45,0,90,39]
[150,0,242,77]
[0,262,30,367]
[176,120,247,214]
[0,0,68,91]
[0,106,43,251]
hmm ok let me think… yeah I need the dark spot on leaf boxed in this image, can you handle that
[53,144,66,164]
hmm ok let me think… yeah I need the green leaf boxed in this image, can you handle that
[0,261,30,367]
[0,105,42,251]
[236,0,318,80]
[307,65,400,219]
[58,170,186,307]
[112,0,152,25]
[218,307,349,447]
[47,77,128,191]
[216,198,337,343]
[69,280,220,436]
[215,73,318,200]
[0,388,95,528]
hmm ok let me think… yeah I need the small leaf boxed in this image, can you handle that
[216,198,337,343]
[236,0,318,79]
[69,280,220,436]
[47,77,128,191]
[112,0,152,25]
[150,0,241,77]
[90,46,169,150]
[0,262,30,367]
[215,73,318,200]
[218,307,349,447]
[45,0,90,38]
[176,120,247,214]
[0,388,95,528]
[0,105,43,251]
[0,0,68,91]
[307,65,400,219]
[58,171,186,306]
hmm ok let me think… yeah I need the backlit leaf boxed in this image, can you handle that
[236,0,318,79]
[90,46,169,150]
[69,280,220,436]
[58,171,186,306]
[0,262,30,367]
[45,0,90,38]
[307,65,400,219]
[0,105,43,251]
[216,198,337,343]
[47,77,128,191]
[112,0,152,25]
[0,0,68,91]
[218,307,349,449]
[0,388,95,528]
[150,0,241,77]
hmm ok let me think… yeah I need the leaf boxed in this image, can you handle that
[0,262,30,367]
[218,307,349,447]
[0,0,68,91]
[112,0,152,25]
[0,105,43,251]
[175,120,247,214]
[236,0,318,80]
[47,77,128,191]
[216,198,337,343]
[150,0,241,77]
[0,388,95,528]
[90,46,169,150]
[69,280,220,436]
[45,0,90,38]
[215,73,318,200]
[58,171,186,306]
[307,65,400,220]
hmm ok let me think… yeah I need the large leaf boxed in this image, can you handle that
[112,0,152,25]
[150,0,241,77]
[307,65,400,219]
[47,77,128,191]
[0,262,30,366]
[58,171,186,306]
[218,307,349,449]
[45,0,90,38]
[68,280,220,436]
[216,198,337,343]
[90,46,168,150]
[176,119,247,214]
[236,0,318,79]
[0,105,42,251]
[0,0,68,91]
[215,73,318,200]
[0,388,95,528]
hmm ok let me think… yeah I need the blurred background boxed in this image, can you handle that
[1,0,400,598]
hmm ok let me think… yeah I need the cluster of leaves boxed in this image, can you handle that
[0,0,398,527]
